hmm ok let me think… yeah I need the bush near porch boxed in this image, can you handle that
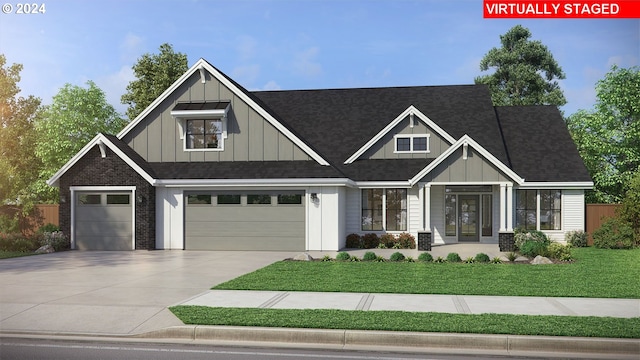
[345,232,416,249]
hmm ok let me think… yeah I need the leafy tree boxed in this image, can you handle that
[121,43,188,120]
[0,54,42,211]
[33,81,127,202]
[475,25,567,107]
[567,65,640,203]
[619,171,640,244]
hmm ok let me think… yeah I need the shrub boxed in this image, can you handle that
[40,231,70,251]
[374,255,386,262]
[418,252,433,262]
[490,257,503,264]
[392,242,402,249]
[389,252,405,262]
[463,256,475,264]
[335,251,350,261]
[37,223,60,234]
[362,233,380,249]
[345,233,362,248]
[0,234,41,252]
[474,253,490,263]
[519,240,549,258]
[515,230,550,250]
[446,252,461,263]
[350,256,361,262]
[404,256,415,263]
[0,214,20,234]
[321,255,333,261]
[363,251,377,261]
[434,256,446,263]
[565,230,588,248]
[547,242,573,261]
[379,233,396,248]
[506,252,518,262]
[593,217,636,249]
[376,242,387,249]
[397,232,416,249]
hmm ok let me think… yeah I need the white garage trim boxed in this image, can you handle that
[70,186,136,250]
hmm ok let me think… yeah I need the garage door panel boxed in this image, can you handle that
[76,236,132,251]
[187,236,303,251]
[185,207,302,222]
[76,208,132,222]
[187,221,304,237]
[74,191,133,251]
[76,221,132,237]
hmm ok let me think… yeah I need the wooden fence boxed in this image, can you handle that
[586,204,621,245]
[0,204,59,235]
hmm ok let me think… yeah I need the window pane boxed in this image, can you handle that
[445,194,456,236]
[187,134,204,149]
[278,194,302,204]
[217,195,240,205]
[78,194,101,205]
[205,119,221,134]
[107,194,130,205]
[386,189,407,231]
[187,194,211,205]
[413,137,428,151]
[540,190,561,230]
[482,194,492,236]
[396,137,410,152]
[247,194,271,204]
[361,189,383,231]
[204,135,219,148]
[515,190,537,230]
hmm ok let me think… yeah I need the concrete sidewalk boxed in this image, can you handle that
[178,290,640,318]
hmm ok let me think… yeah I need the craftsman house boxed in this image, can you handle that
[47,59,592,251]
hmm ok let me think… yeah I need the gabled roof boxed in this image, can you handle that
[409,134,524,185]
[343,105,456,164]
[117,58,330,166]
[47,133,156,187]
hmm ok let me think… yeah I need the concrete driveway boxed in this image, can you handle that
[0,250,296,336]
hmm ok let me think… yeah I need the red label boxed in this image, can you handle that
[483,1,640,18]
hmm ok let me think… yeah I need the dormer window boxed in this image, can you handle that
[394,134,430,153]
[171,101,230,152]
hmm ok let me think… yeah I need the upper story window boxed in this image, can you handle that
[394,134,430,153]
[186,119,222,149]
[171,101,230,152]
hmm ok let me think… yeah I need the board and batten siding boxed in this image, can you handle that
[121,71,310,162]
[345,187,361,236]
[408,186,421,236]
[419,148,509,183]
[361,116,450,160]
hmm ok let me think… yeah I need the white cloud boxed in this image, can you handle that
[606,55,639,68]
[236,35,258,61]
[231,64,261,85]
[262,80,281,91]
[119,33,145,63]
[292,47,322,78]
[95,65,135,115]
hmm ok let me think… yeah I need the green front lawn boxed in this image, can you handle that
[169,307,640,338]
[0,251,38,259]
[214,248,640,298]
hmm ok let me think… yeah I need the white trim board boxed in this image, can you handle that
[47,134,156,187]
[116,59,330,166]
[344,105,456,164]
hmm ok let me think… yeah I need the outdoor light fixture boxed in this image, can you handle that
[137,194,144,204]
[310,193,319,203]
[60,195,66,203]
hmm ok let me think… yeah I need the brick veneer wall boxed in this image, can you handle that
[59,146,155,250]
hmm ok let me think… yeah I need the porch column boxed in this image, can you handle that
[499,184,506,232]
[506,183,513,231]
[424,183,431,231]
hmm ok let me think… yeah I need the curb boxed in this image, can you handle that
[135,325,640,357]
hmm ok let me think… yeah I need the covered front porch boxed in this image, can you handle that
[417,183,516,251]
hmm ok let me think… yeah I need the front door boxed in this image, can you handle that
[458,195,479,242]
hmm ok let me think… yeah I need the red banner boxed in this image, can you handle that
[484,1,640,18]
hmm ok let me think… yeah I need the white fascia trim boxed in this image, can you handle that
[70,186,136,191]
[353,181,412,188]
[46,134,156,187]
[154,178,354,188]
[518,182,594,190]
[409,134,525,186]
[344,105,456,164]
[117,59,330,166]
[170,109,227,117]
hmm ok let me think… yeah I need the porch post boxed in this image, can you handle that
[424,183,431,230]
[499,183,506,232]
[506,183,513,231]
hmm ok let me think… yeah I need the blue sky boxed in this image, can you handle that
[1,0,638,116]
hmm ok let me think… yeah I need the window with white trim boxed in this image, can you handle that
[186,119,222,150]
[394,134,430,153]
[361,188,407,231]
[516,190,562,231]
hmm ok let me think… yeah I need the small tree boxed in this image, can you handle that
[619,170,640,244]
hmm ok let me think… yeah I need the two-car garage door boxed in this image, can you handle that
[185,191,305,251]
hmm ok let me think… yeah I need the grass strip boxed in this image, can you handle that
[213,248,640,298]
[0,251,38,259]
[170,306,640,339]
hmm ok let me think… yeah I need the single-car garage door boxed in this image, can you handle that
[185,192,305,250]
[75,192,134,250]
